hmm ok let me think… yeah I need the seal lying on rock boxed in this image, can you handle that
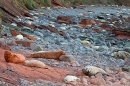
[64,75,80,83]
[4,50,25,63]
[82,65,108,76]
[24,60,49,69]
[112,51,130,61]
[27,50,65,60]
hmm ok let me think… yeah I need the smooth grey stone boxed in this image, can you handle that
[123,47,130,53]
[122,65,130,72]
[30,43,43,51]
[97,45,109,51]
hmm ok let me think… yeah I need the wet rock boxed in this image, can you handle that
[105,76,116,82]
[82,77,88,86]
[104,67,114,74]
[122,65,130,72]
[79,19,96,28]
[10,29,21,36]
[60,27,66,30]
[25,20,34,25]
[16,22,36,30]
[21,33,40,40]
[75,70,86,76]
[49,24,55,27]
[0,38,11,50]
[11,23,17,26]
[122,15,129,19]
[124,58,130,66]
[7,40,16,46]
[90,73,106,85]
[71,61,80,67]
[100,23,112,30]
[91,45,100,50]
[97,45,109,51]
[59,55,75,62]
[57,15,73,24]
[81,40,91,45]
[118,71,130,81]
[97,16,105,19]
[123,47,130,53]
[15,40,34,47]
[92,28,102,32]
[38,25,67,37]
[112,29,130,39]
[10,29,39,40]
[120,78,127,85]
[99,19,106,23]
[111,81,121,86]
[30,43,43,51]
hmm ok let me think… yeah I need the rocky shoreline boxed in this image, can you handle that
[0,5,130,86]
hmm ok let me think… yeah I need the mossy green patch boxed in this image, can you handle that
[24,0,36,10]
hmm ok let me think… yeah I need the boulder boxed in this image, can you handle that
[57,15,73,24]
[79,19,96,28]
[59,55,75,62]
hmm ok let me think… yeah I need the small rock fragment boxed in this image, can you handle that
[16,35,24,40]
[97,45,109,51]
[15,40,34,47]
[90,74,106,85]
[123,47,130,53]
[59,55,75,62]
[104,67,114,74]
[7,40,16,46]
[79,19,96,28]
[30,43,43,51]
[120,78,127,85]
[82,77,88,86]
[57,15,73,24]
[71,61,80,67]
[81,40,91,45]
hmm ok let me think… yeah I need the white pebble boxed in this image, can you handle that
[16,35,23,40]
[78,13,83,16]
[11,23,17,26]
[60,27,66,30]
[47,7,51,10]
[26,21,34,25]
[49,24,55,27]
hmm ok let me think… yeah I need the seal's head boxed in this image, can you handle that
[4,50,25,63]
